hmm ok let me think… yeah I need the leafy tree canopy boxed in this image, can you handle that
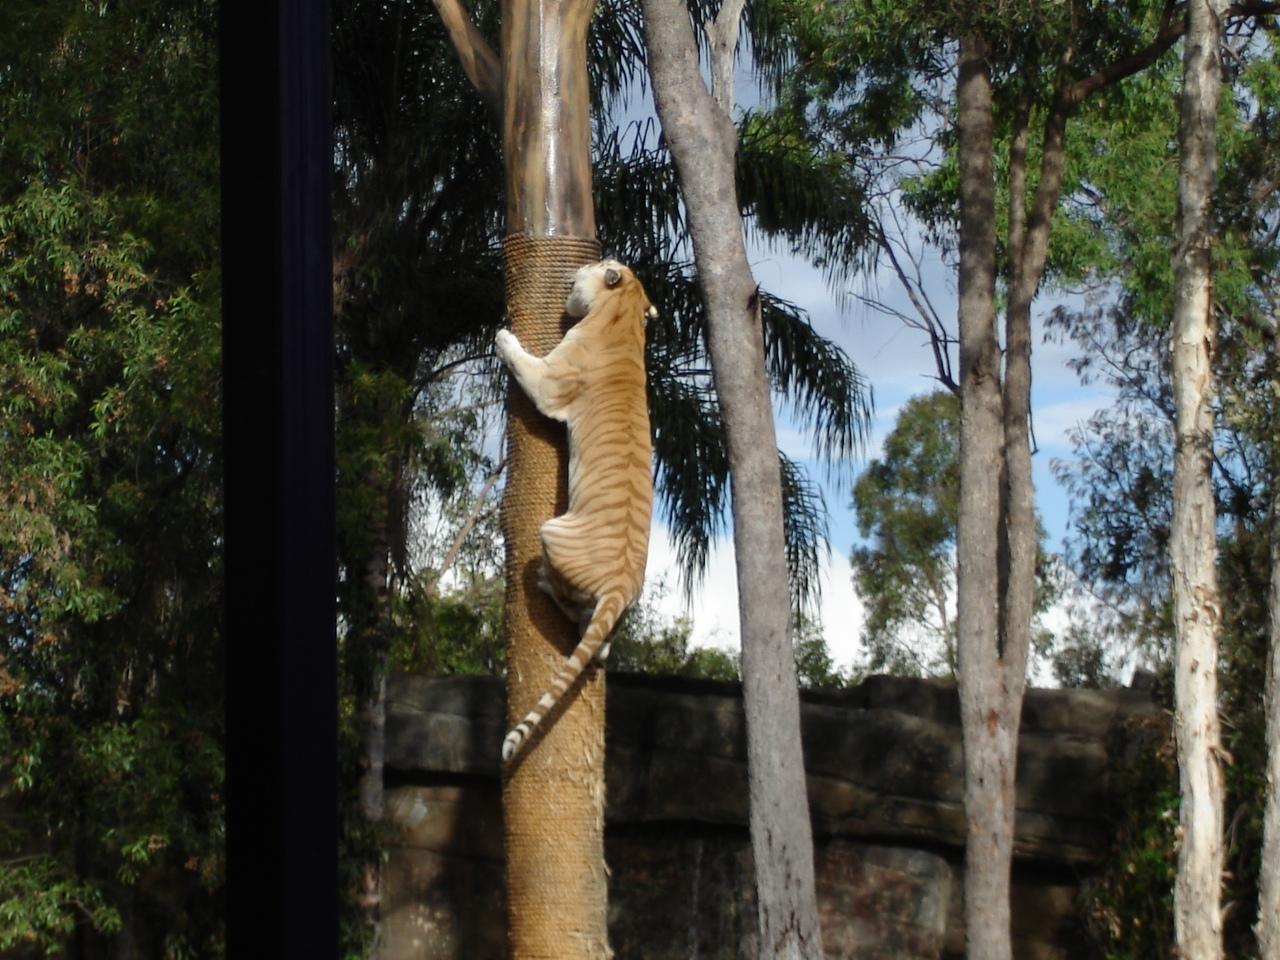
[0,1,224,954]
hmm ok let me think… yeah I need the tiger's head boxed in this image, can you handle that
[565,258,659,322]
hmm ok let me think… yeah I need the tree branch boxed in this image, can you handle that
[426,455,507,597]
[430,0,501,111]
[710,0,747,115]
[872,218,958,393]
[1066,0,1181,106]
[1065,0,1279,108]
[1006,76,1033,285]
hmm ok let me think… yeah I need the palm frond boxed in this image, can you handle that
[594,118,689,261]
[779,451,828,615]
[737,110,881,282]
[648,345,729,597]
[590,0,649,117]
[762,291,874,476]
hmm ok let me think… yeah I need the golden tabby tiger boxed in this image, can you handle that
[495,258,656,762]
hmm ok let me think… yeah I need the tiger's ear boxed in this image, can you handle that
[604,267,622,287]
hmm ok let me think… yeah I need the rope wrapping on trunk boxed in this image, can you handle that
[500,234,612,960]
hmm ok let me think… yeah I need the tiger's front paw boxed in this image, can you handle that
[494,328,520,366]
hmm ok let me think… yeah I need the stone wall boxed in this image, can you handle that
[381,672,1162,959]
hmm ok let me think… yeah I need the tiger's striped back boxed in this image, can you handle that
[497,260,654,763]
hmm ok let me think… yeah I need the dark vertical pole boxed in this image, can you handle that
[220,1,336,956]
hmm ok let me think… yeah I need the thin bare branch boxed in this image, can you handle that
[421,352,493,385]
[869,204,958,393]
[709,0,747,115]
[426,455,507,597]
[429,0,501,111]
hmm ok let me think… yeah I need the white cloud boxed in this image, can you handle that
[644,526,742,653]
[644,525,867,671]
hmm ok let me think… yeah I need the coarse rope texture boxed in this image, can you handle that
[500,234,613,960]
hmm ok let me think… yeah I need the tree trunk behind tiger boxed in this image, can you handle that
[497,1,608,957]
[431,0,607,951]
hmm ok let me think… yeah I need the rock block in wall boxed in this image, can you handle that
[385,784,503,858]
[384,672,1160,866]
[607,831,756,960]
[384,675,505,777]
[941,868,1085,960]
[816,842,952,960]
[381,785,505,960]
[381,848,505,960]
[381,671,1160,959]
[609,834,953,960]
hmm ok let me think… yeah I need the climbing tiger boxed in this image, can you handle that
[495,258,656,763]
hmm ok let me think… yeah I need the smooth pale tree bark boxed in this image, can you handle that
[999,7,1185,683]
[1260,486,1280,956]
[641,1,823,956]
[1171,0,1228,956]
[953,34,1019,960]
[433,1,608,957]
[949,18,1196,959]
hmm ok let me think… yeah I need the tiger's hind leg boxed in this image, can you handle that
[537,562,594,633]
[538,515,599,635]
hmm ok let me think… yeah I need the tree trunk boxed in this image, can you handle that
[965,78,1069,960]
[1000,92,1066,690]
[954,34,1017,960]
[357,467,395,826]
[1171,0,1227,956]
[641,1,823,956]
[497,0,606,955]
[342,444,400,958]
[433,0,606,956]
[1260,484,1280,956]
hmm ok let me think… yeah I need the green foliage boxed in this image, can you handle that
[0,856,122,956]
[737,109,876,277]
[851,392,960,676]
[791,614,854,689]
[1048,325,1178,664]
[610,584,740,681]
[394,575,506,677]
[0,2,224,955]
[608,583,850,688]
[1043,620,1120,689]
[1082,708,1179,959]
[851,391,1075,681]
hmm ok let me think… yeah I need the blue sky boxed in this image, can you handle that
[645,233,1115,669]
[621,55,1117,669]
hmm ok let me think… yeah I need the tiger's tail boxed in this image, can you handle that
[502,590,629,763]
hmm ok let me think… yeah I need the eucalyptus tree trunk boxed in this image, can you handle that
[641,1,823,956]
[353,458,400,826]
[995,2,1185,737]
[1261,486,1280,956]
[953,34,1018,960]
[433,1,608,957]
[341,433,402,957]
[1000,87,1059,695]
[950,20,1197,957]
[1170,0,1228,956]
